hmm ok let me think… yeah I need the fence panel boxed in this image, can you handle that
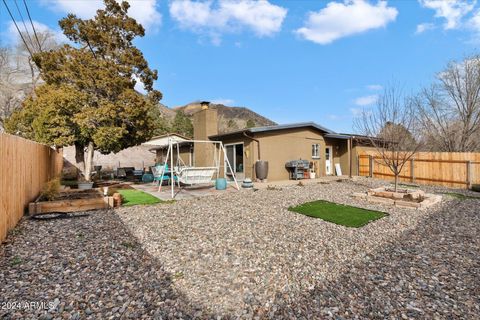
[0,133,63,242]
[358,151,480,189]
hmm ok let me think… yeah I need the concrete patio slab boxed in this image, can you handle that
[131,182,239,201]
[131,175,350,200]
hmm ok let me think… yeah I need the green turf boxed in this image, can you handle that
[289,200,386,228]
[117,189,162,206]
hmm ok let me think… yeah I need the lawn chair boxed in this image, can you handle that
[151,164,174,185]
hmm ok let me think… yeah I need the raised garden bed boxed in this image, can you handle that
[353,186,442,209]
[29,188,115,216]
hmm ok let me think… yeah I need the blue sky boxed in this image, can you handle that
[1,0,479,133]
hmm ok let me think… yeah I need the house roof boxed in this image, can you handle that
[142,133,190,149]
[209,122,336,139]
[324,133,352,140]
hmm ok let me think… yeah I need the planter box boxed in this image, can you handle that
[29,188,115,215]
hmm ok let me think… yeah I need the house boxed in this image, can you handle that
[152,103,376,181]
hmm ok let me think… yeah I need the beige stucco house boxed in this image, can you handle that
[152,104,375,182]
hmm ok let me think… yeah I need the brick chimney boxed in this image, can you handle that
[193,101,218,167]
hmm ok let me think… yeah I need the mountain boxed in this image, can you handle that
[158,101,277,134]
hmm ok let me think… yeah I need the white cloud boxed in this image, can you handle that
[469,9,480,32]
[415,22,436,33]
[169,0,287,43]
[133,75,147,94]
[366,84,383,90]
[295,0,398,45]
[350,107,363,116]
[419,0,475,30]
[211,98,235,105]
[5,20,67,46]
[40,0,162,31]
[354,94,378,106]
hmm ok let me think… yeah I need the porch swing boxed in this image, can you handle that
[158,138,240,198]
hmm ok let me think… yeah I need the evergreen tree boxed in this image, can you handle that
[171,110,193,137]
[5,0,164,180]
[227,119,238,129]
[246,119,256,128]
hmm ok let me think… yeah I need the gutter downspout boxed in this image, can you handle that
[243,132,261,160]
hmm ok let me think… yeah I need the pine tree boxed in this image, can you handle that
[171,110,193,138]
[5,0,164,181]
[246,119,256,128]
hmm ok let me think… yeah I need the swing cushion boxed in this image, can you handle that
[177,167,217,185]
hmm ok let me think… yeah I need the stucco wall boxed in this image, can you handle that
[193,108,218,167]
[252,128,325,180]
[215,128,354,181]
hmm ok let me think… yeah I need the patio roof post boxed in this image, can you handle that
[348,138,352,178]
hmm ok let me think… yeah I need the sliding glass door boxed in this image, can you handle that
[225,143,244,180]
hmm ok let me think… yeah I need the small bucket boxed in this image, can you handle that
[215,178,227,190]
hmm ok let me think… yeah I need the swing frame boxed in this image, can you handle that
[158,138,240,198]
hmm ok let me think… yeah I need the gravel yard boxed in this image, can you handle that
[0,212,206,319]
[1,177,479,319]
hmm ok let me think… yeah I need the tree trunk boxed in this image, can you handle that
[74,142,85,179]
[84,141,95,182]
[394,173,399,192]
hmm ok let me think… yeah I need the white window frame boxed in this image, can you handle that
[312,143,320,159]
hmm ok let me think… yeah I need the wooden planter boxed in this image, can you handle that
[29,188,115,215]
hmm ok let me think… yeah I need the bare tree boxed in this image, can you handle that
[0,31,58,131]
[354,86,423,192]
[416,55,480,152]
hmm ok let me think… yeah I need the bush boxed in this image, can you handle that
[41,178,61,201]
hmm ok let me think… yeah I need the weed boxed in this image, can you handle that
[266,185,282,191]
[41,178,61,201]
[121,241,136,249]
[10,256,22,266]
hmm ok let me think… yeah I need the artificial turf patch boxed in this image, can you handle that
[117,189,162,206]
[289,200,386,228]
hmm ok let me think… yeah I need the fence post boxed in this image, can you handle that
[410,158,415,183]
[467,161,472,189]
[369,155,373,178]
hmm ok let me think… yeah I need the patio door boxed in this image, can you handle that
[225,143,244,180]
[325,146,333,175]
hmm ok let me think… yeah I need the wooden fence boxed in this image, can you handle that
[358,151,480,189]
[0,133,63,242]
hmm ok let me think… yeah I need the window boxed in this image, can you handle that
[312,144,320,159]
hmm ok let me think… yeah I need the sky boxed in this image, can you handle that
[1,0,479,133]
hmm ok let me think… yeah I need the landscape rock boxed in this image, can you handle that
[0,177,478,319]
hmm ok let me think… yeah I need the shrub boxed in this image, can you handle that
[41,178,61,201]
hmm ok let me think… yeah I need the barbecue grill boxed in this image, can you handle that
[285,159,310,180]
